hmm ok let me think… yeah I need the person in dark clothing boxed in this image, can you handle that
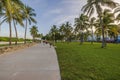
[49,42,52,48]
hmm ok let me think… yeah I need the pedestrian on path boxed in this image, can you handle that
[49,42,52,48]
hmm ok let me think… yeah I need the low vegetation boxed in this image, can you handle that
[0,37,32,42]
[56,42,120,80]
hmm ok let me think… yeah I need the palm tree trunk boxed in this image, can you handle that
[9,20,12,45]
[100,16,106,48]
[13,20,18,45]
[80,32,84,45]
[0,16,1,31]
[101,26,106,48]
[91,27,94,44]
[24,19,27,44]
[33,36,35,42]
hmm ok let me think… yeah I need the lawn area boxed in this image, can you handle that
[56,42,120,80]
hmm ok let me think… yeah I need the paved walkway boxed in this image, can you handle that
[0,43,61,80]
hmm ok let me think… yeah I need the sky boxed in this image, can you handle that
[0,0,120,38]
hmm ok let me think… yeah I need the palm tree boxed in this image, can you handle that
[95,9,118,43]
[114,6,120,37]
[2,0,14,45]
[102,9,116,40]
[82,0,118,48]
[64,22,73,42]
[12,1,24,45]
[12,17,24,45]
[94,19,102,42]
[88,17,96,44]
[30,25,38,41]
[50,25,59,42]
[59,24,65,41]
[23,5,37,44]
[0,0,24,45]
[74,14,88,45]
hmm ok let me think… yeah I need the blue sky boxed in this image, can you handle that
[0,0,87,38]
[21,0,87,35]
[0,0,119,38]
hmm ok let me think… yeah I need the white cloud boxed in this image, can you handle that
[49,9,62,14]
[50,0,87,26]
[52,0,120,26]
[61,0,86,4]
[114,0,120,3]
[43,8,62,17]
[53,15,77,25]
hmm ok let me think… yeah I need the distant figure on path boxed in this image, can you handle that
[43,40,47,45]
[49,42,52,48]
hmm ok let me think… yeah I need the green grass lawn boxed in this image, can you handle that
[56,42,120,80]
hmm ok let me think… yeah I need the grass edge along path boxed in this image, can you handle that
[55,42,120,80]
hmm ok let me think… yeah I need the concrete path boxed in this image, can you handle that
[0,43,61,80]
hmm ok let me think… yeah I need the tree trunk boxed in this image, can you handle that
[0,17,1,32]
[24,19,27,44]
[80,32,84,45]
[100,16,106,48]
[13,20,18,45]
[91,27,94,44]
[9,20,12,45]
[33,36,35,42]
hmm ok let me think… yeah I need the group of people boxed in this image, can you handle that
[42,40,53,48]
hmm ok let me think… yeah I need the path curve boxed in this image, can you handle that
[0,43,61,80]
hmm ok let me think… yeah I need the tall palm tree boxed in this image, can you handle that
[74,14,88,44]
[23,5,37,44]
[50,25,59,42]
[95,9,118,43]
[12,1,24,45]
[59,24,65,41]
[102,9,115,39]
[30,25,38,41]
[2,0,13,45]
[12,16,24,45]
[82,0,118,48]
[88,17,96,44]
[0,0,24,45]
[114,6,120,22]
[64,22,73,42]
